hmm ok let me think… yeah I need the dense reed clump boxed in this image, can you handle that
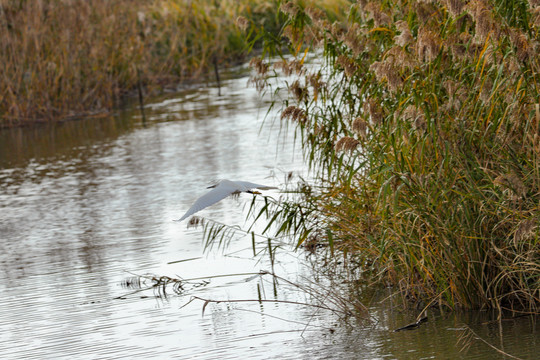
[0,0,281,127]
[251,0,540,312]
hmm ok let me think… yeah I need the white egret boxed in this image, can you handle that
[175,179,277,222]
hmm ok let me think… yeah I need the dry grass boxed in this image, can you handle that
[0,0,280,126]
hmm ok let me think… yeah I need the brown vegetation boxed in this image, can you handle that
[0,0,280,127]
[247,0,540,312]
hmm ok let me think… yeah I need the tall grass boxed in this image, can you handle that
[249,0,540,312]
[0,0,282,126]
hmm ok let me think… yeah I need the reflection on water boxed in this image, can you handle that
[0,65,538,360]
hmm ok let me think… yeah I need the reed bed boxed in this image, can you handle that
[248,0,540,312]
[0,0,281,126]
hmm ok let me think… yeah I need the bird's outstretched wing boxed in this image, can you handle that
[233,181,278,191]
[176,181,240,221]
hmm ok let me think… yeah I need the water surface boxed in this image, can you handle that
[0,66,538,359]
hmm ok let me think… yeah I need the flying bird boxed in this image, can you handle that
[175,179,277,222]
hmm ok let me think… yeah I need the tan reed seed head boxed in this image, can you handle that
[280,2,300,17]
[249,57,269,75]
[402,105,426,131]
[394,20,413,47]
[494,173,527,199]
[290,80,309,102]
[275,59,305,76]
[306,72,325,100]
[281,105,308,124]
[415,1,436,24]
[385,46,416,71]
[364,2,392,26]
[337,55,359,78]
[235,16,249,32]
[443,0,465,17]
[283,25,302,44]
[305,6,326,24]
[369,60,402,92]
[509,29,533,62]
[356,0,368,10]
[416,27,441,62]
[335,136,360,152]
[465,0,500,43]
[363,98,385,125]
[342,23,364,55]
[352,117,368,138]
[330,21,346,39]
[513,219,537,245]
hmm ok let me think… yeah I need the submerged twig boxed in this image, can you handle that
[181,295,353,316]
[393,316,428,332]
[458,325,524,360]
[176,270,359,317]
[118,271,210,299]
[167,257,203,264]
[235,308,335,331]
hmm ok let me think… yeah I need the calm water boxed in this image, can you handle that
[0,65,538,359]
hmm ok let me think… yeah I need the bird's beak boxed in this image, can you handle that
[248,190,262,195]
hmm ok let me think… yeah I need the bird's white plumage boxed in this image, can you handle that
[176,179,277,222]
[231,180,277,191]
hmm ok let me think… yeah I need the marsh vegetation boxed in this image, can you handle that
[0,0,283,126]
[240,0,540,313]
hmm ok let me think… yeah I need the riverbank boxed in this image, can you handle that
[0,0,282,127]
[248,1,540,312]
[0,0,350,128]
